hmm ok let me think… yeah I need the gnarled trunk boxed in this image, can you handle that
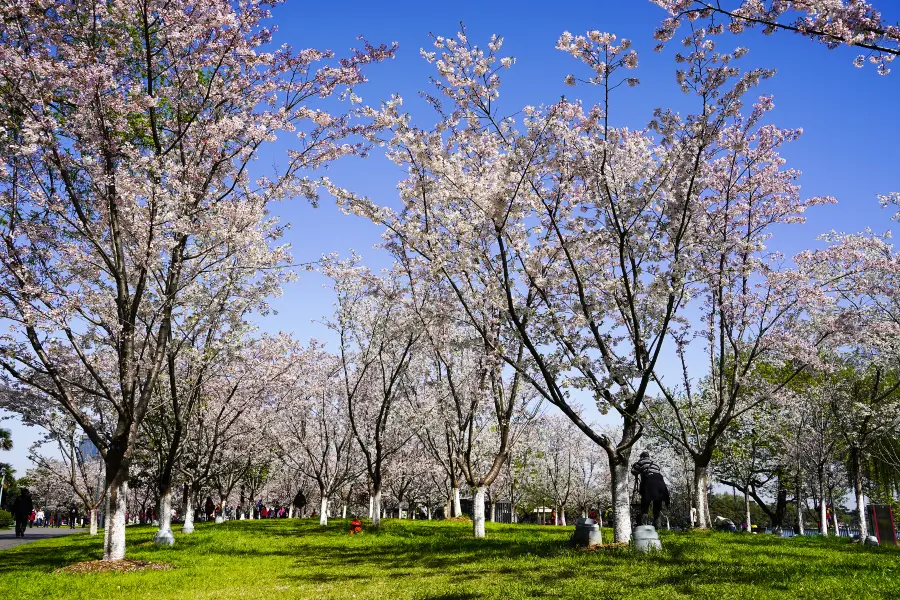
[473,486,486,538]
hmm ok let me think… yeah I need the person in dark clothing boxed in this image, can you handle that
[12,489,34,538]
[631,451,670,529]
[69,503,78,529]
[204,496,215,521]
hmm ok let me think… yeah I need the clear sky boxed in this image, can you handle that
[3,0,898,476]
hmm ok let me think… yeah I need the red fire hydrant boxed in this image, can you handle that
[350,519,362,535]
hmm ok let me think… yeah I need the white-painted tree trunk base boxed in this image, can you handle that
[156,489,173,544]
[182,497,195,534]
[371,490,382,528]
[693,467,709,530]
[103,479,128,561]
[831,504,840,536]
[452,487,462,518]
[89,509,98,536]
[320,497,329,527]
[744,487,752,533]
[473,487,486,538]
[612,461,632,544]
[856,488,867,536]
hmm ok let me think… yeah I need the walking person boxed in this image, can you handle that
[205,496,215,522]
[12,488,34,538]
[69,503,78,529]
[630,451,670,530]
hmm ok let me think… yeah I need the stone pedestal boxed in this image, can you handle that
[154,529,175,546]
[633,525,662,553]
[570,517,602,547]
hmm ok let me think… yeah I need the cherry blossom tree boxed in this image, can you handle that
[331,27,824,542]
[177,334,293,532]
[411,292,538,537]
[271,342,362,527]
[27,418,105,535]
[650,1,899,74]
[796,222,900,534]
[641,78,833,527]
[325,258,423,527]
[0,0,393,560]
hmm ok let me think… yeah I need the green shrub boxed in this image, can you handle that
[0,509,12,529]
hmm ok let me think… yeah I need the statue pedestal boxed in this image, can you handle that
[633,525,662,553]
[154,529,175,546]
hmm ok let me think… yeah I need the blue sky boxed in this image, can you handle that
[3,0,898,475]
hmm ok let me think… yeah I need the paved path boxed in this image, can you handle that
[0,526,83,551]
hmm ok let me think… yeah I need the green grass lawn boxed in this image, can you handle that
[1,519,898,599]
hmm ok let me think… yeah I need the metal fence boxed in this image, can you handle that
[762,527,862,538]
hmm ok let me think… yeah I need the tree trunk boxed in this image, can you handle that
[693,465,710,530]
[103,476,128,561]
[89,508,98,536]
[831,495,840,536]
[158,488,173,535]
[452,487,462,518]
[744,484,752,532]
[371,488,382,528]
[560,505,567,527]
[427,505,432,520]
[819,497,828,537]
[611,459,632,543]
[288,505,294,519]
[342,504,347,519]
[369,494,374,519]
[319,495,328,527]
[796,471,805,535]
[489,500,496,523]
[182,495,195,534]
[473,486,487,538]
[851,448,868,535]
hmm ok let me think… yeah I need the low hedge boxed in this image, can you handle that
[0,509,12,529]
